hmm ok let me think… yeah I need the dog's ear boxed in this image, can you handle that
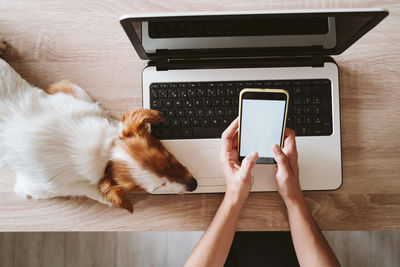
[121,108,164,137]
[98,160,143,213]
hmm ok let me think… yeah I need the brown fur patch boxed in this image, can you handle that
[45,80,75,97]
[121,109,164,137]
[119,108,193,185]
[97,160,145,213]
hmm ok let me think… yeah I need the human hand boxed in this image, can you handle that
[220,118,258,206]
[272,128,304,207]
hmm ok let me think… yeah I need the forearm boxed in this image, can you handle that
[184,195,242,267]
[286,198,340,267]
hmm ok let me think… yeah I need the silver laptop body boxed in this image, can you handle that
[120,9,388,193]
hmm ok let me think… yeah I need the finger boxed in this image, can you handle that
[283,128,296,151]
[272,144,291,175]
[221,118,239,154]
[232,131,238,149]
[238,151,258,180]
[282,129,298,169]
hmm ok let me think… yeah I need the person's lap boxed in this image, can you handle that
[224,232,299,267]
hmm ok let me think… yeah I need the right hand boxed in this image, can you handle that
[272,128,304,206]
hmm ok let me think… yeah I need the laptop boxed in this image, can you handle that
[120,9,388,194]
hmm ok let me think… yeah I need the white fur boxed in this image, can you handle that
[0,58,180,205]
[111,145,186,194]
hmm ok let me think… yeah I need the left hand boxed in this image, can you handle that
[220,118,258,205]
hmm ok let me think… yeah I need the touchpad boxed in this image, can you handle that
[187,149,224,178]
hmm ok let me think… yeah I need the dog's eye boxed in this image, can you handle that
[162,181,166,186]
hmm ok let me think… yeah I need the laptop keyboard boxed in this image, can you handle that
[150,79,332,139]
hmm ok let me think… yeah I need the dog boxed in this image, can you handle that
[0,39,197,212]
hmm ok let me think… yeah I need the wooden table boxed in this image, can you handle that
[0,0,399,231]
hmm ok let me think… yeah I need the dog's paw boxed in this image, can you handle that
[0,36,7,57]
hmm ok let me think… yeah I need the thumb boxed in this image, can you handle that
[272,144,290,173]
[239,151,258,179]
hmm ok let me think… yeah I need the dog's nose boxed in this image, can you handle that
[186,177,197,192]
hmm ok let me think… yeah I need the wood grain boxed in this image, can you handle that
[0,0,399,231]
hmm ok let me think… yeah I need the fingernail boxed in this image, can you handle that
[250,151,258,158]
[272,144,280,152]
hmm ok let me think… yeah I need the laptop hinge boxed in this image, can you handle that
[311,54,324,67]
[156,59,169,71]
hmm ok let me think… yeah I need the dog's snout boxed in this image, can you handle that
[186,177,197,192]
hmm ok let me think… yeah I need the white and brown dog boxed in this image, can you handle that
[0,39,197,212]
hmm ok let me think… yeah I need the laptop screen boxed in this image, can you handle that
[120,10,388,59]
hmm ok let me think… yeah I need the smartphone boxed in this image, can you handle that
[238,89,289,164]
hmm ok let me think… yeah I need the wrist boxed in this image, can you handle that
[284,194,307,211]
[223,191,247,209]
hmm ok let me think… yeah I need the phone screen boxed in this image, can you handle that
[239,95,287,163]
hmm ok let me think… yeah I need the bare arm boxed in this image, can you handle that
[272,129,341,267]
[185,118,258,267]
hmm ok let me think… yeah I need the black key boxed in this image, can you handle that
[178,89,187,97]
[295,116,302,125]
[207,89,217,97]
[223,98,232,106]
[180,118,191,127]
[216,108,224,116]
[206,108,215,116]
[162,128,171,137]
[166,109,176,117]
[184,99,193,107]
[227,88,235,96]
[294,97,303,105]
[187,109,195,117]
[211,118,220,127]
[192,118,200,126]
[304,115,311,124]
[304,106,312,114]
[304,96,311,105]
[197,88,206,97]
[313,96,322,105]
[151,89,158,98]
[204,98,212,106]
[187,89,196,97]
[181,128,193,137]
[150,83,160,89]
[196,108,205,117]
[194,99,203,107]
[177,109,185,117]
[313,125,322,135]
[217,88,226,96]
[213,98,223,106]
[322,123,333,135]
[159,90,167,98]
[168,90,178,98]
[151,99,163,108]
[152,128,161,138]
[201,118,210,126]
[221,118,230,126]
[294,106,302,115]
[174,99,183,107]
[313,106,321,114]
[226,108,235,116]
[171,118,180,127]
[286,115,294,127]
[192,127,225,138]
[313,115,322,124]
[165,99,173,108]
[163,118,171,127]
